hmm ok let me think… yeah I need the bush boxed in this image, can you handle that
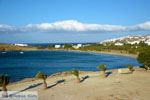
[35,72,47,89]
[0,74,9,87]
[0,74,9,97]
[70,69,80,83]
[36,72,47,80]
[97,64,106,72]
[127,65,134,72]
[70,69,79,77]
[139,65,148,70]
[137,49,150,69]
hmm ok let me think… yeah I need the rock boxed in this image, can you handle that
[118,68,130,74]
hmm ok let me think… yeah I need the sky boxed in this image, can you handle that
[0,0,150,43]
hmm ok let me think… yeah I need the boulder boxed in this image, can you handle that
[118,68,130,74]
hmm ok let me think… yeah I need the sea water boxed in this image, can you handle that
[0,51,140,82]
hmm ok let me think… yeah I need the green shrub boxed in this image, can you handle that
[127,65,134,72]
[97,64,106,72]
[0,74,9,86]
[139,65,148,70]
[70,69,80,83]
[35,72,47,89]
[0,74,9,97]
[137,48,150,69]
[36,72,47,80]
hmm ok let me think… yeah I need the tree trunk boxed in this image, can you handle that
[43,80,47,89]
[77,77,80,83]
[2,85,8,98]
[146,66,150,70]
[101,71,106,77]
[145,65,149,70]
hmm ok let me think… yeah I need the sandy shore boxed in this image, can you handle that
[36,49,137,58]
[63,49,138,58]
[0,44,137,58]
[1,68,150,100]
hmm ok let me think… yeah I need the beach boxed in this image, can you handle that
[62,49,138,58]
[0,0,150,100]
[1,68,150,100]
[0,46,146,100]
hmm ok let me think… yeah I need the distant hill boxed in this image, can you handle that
[101,35,150,45]
[0,43,37,51]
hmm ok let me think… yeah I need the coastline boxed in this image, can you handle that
[4,68,150,100]
[59,49,138,58]
[3,68,130,86]
[1,47,138,84]
[40,49,138,58]
[0,44,137,58]
[1,47,148,100]
[10,48,137,58]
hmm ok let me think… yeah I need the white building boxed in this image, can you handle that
[127,41,140,45]
[54,45,61,48]
[145,40,150,45]
[14,44,28,46]
[114,42,123,46]
[73,44,82,49]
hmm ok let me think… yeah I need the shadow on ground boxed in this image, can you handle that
[120,72,132,74]
[80,75,89,83]
[47,79,65,89]
[9,83,42,96]
[105,71,113,77]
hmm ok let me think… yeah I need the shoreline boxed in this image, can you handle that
[1,48,137,58]
[10,67,139,85]
[4,68,150,100]
[1,48,138,84]
[0,43,138,58]
[59,49,138,58]
[6,69,121,87]
[37,49,138,58]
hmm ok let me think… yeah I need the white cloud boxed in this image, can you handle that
[0,20,150,33]
[0,24,16,32]
[133,21,150,30]
[25,20,126,32]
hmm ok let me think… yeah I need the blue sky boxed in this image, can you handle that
[0,0,150,43]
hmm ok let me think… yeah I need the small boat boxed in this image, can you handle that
[1,51,7,54]
[20,52,24,54]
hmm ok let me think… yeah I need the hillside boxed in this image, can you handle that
[0,43,37,51]
[102,35,150,45]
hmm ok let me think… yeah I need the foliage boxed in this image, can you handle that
[37,46,47,49]
[97,64,106,72]
[138,41,148,47]
[64,44,72,48]
[70,69,79,77]
[35,72,47,80]
[70,69,80,83]
[0,74,9,86]
[127,64,134,72]
[137,48,150,68]
[139,65,148,70]
[80,43,150,55]
[48,45,55,48]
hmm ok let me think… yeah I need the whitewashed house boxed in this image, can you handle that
[73,44,82,49]
[55,45,61,48]
[114,42,123,46]
[14,44,28,46]
[127,41,140,45]
[145,40,150,45]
